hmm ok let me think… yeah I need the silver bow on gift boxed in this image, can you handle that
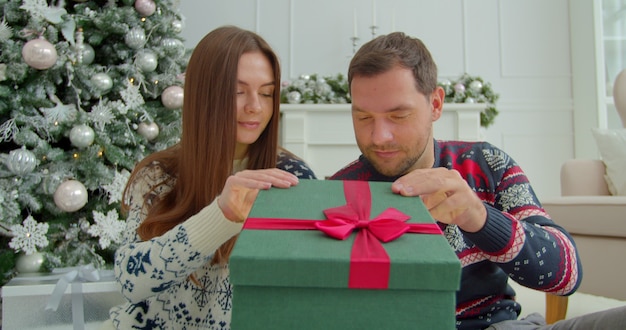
[44,264,115,330]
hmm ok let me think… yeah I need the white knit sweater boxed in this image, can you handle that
[109,154,316,329]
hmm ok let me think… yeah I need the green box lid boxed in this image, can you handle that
[230,180,460,291]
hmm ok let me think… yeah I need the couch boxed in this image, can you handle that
[541,159,626,301]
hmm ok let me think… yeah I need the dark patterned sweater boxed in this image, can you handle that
[110,151,315,329]
[330,140,582,330]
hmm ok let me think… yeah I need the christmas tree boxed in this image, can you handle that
[0,0,188,285]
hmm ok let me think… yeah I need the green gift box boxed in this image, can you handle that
[230,180,461,330]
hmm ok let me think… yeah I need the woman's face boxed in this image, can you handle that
[234,51,275,160]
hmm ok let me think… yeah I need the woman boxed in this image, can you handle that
[104,26,316,329]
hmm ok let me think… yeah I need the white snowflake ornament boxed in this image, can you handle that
[9,216,49,254]
[89,99,117,131]
[102,169,130,204]
[88,210,125,249]
[20,0,67,24]
[120,81,145,114]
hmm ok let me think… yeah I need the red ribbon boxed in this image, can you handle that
[244,180,442,289]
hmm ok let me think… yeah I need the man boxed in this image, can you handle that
[330,32,626,329]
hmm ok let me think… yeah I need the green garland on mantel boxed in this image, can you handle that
[281,73,500,128]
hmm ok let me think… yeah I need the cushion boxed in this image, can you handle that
[591,128,626,195]
[560,159,610,196]
[542,196,626,238]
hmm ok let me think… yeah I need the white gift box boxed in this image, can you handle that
[1,271,125,330]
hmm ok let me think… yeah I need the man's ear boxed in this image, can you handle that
[431,86,445,121]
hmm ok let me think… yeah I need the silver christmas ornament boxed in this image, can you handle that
[5,147,37,175]
[134,0,156,16]
[22,37,58,70]
[469,80,483,92]
[91,72,113,92]
[75,43,95,65]
[42,173,63,195]
[161,38,185,58]
[137,122,160,141]
[465,97,476,104]
[125,27,147,50]
[69,124,95,148]
[15,252,45,273]
[135,50,158,72]
[287,91,302,104]
[53,180,88,212]
[74,27,94,65]
[171,20,184,33]
[161,85,184,109]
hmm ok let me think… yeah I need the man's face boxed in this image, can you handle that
[350,66,442,177]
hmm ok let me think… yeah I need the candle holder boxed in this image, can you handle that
[350,36,360,54]
[369,25,378,39]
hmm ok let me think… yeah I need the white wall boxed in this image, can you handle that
[178,0,578,200]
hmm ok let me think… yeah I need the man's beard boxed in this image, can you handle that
[365,147,419,177]
[363,139,429,177]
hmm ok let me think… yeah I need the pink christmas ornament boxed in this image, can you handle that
[454,83,465,93]
[134,0,156,17]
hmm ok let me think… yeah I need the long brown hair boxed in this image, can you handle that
[122,26,281,264]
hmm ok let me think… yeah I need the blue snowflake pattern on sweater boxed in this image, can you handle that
[109,152,316,329]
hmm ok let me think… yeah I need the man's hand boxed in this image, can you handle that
[391,168,487,233]
[218,169,299,223]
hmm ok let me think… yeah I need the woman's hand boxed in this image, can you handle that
[391,168,487,233]
[218,169,299,223]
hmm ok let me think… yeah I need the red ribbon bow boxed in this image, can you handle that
[244,180,442,289]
